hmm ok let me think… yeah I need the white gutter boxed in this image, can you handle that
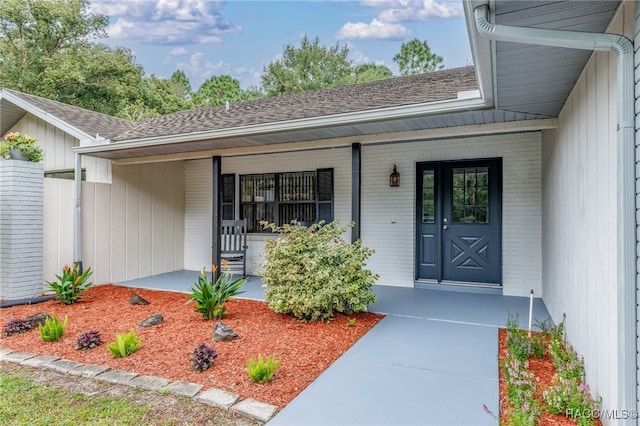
[74,96,487,155]
[474,3,636,418]
[0,90,98,143]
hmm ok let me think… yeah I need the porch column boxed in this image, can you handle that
[212,156,222,279]
[74,152,83,273]
[351,143,361,242]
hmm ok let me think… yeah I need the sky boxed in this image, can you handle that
[89,0,472,90]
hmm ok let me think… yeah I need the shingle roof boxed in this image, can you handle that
[4,89,135,140]
[113,66,477,142]
[3,66,477,144]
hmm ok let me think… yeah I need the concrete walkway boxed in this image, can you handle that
[119,272,551,426]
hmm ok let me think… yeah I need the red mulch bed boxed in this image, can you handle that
[498,328,602,425]
[0,285,383,408]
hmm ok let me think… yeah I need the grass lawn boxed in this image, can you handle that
[0,363,256,426]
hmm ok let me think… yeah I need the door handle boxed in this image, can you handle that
[443,217,448,230]
[443,224,448,230]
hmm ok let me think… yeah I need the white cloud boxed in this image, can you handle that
[378,0,461,22]
[90,0,240,45]
[168,47,188,56]
[350,49,370,64]
[336,18,410,41]
[177,52,260,89]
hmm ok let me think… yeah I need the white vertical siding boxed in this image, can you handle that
[110,162,185,282]
[43,162,185,284]
[8,113,111,183]
[634,0,640,415]
[361,133,541,294]
[184,149,352,272]
[542,3,633,417]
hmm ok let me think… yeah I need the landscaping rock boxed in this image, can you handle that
[213,321,240,342]
[25,312,51,328]
[138,313,163,327]
[129,293,150,305]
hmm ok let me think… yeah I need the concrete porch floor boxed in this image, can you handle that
[117,271,551,426]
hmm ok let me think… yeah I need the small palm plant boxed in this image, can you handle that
[187,260,247,320]
[46,263,93,305]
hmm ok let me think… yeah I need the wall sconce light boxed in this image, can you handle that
[389,165,400,187]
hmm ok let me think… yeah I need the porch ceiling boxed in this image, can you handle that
[79,108,549,160]
[486,0,621,117]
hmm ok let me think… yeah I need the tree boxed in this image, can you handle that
[169,70,192,101]
[261,35,352,96]
[0,0,108,91]
[349,63,393,84]
[193,75,262,107]
[393,39,444,76]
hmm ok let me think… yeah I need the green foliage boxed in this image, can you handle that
[38,313,67,342]
[46,263,93,305]
[246,354,280,383]
[108,329,142,358]
[74,330,102,351]
[187,263,247,320]
[261,220,378,322]
[501,353,541,425]
[393,38,444,76]
[505,312,546,361]
[0,132,43,162]
[190,343,218,373]
[349,63,393,84]
[193,74,261,107]
[261,35,352,96]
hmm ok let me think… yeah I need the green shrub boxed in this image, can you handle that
[186,262,247,320]
[108,329,142,358]
[260,220,378,322]
[247,354,280,383]
[505,312,545,361]
[38,313,68,342]
[46,263,93,305]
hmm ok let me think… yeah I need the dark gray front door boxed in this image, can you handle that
[416,159,502,284]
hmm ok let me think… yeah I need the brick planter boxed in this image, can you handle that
[0,160,44,300]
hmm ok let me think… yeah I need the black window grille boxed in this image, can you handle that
[221,174,235,220]
[239,169,333,232]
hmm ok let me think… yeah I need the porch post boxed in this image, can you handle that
[351,143,361,242]
[212,156,222,280]
[74,152,83,273]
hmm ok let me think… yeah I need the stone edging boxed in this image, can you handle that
[0,347,278,423]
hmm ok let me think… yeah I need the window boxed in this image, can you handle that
[239,169,333,232]
[452,167,489,223]
[222,174,235,220]
[44,169,86,181]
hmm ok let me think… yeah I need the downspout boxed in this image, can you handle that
[474,3,636,417]
[74,152,82,273]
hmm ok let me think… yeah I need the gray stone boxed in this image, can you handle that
[95,369,137,385]
[2,352,36,363]
[0,348,14,359]
[138,313,164,327]
[69,364,110,378]
[20,355,60,367]
[130,375,170,391]
[164,381,203,397]
[195,388,240,409]
[213,321,240,342]
[231,399,278,422]
[24,312,51,328]
[45,359,83,373]
[129,293,150,305]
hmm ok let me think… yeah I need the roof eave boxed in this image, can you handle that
[463,0,494,108]
[0,89,99,143]
[74,95,488,156]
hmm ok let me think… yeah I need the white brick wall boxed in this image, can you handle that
[184,148,352,272]
[361,132,542,295]
[0,160,44,299]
